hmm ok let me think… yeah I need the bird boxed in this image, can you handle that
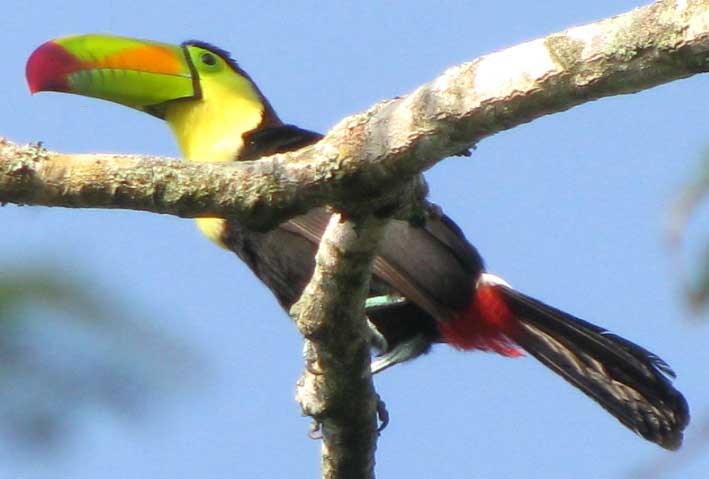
[26,33,689,449]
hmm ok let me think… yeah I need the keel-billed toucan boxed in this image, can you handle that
[26,34,689,449]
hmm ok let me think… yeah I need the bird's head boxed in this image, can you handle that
[26,34,278,161]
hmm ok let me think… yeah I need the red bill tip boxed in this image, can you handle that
[26,41,83,94]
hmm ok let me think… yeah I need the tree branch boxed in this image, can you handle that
[2,1,707,230]
[292,213,387,479]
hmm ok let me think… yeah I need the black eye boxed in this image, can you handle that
[201,52,217,66]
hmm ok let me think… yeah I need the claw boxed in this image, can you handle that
[308,420,323,440]
[306,361,324,376]
[371,334,431,374]
[303,340,324,375]
[376,396,390,432]
[365,294,403,353]
[366,317,388,353]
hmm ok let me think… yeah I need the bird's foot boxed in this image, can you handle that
[376,395,390,432]
[308,420,323,440]
[370,334,431,374]
[302,340,323,376]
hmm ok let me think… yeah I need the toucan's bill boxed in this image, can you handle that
[27,34,197,117]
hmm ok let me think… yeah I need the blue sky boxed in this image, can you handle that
[2,1,708,478]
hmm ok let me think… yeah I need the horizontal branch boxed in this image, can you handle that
[0,138,427,231]
[341,0,709,175]
[2,0,707,230]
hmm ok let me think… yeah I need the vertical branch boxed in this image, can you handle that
[291,212,388,479]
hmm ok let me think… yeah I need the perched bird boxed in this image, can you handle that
[26,34,689,449]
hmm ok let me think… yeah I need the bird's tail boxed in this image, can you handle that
[439,274,689,450]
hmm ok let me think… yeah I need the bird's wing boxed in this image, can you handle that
[242,124,482,319]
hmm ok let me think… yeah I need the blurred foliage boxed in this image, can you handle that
[0,265,197,450]
[668,153,709,315]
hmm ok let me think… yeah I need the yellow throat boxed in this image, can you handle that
[164,73,265,246]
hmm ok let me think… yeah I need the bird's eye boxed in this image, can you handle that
[200,52,217,66]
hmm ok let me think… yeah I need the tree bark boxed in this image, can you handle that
[292,214,387,479]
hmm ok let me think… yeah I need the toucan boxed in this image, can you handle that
[26,34,689,449]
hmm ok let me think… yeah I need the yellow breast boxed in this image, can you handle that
[164,74,265,248]
[195,217,229,246]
